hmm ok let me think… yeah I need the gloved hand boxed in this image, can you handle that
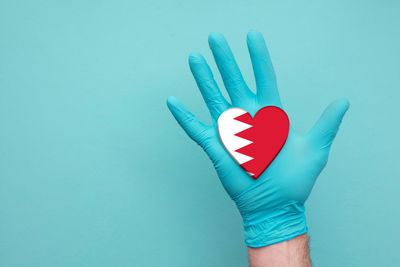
[167,30,349,247]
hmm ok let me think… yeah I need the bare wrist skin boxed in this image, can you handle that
[247,233,310,267]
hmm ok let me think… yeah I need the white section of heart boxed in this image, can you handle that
[217,107,254,166]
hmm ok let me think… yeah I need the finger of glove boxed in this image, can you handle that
[208,32,254,105]
[307,98,350,149]
[189,52,230,121]
[247,30,281,107]
[167,97,210,146]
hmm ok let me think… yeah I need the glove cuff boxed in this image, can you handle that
[243,203,308,247]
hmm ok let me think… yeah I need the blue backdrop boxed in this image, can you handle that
[1,0,399,266]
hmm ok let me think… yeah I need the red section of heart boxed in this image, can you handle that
[233,106,289,179]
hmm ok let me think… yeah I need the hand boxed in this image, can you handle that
[167,30,349,247]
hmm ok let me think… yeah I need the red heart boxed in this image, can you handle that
[217,106,289,179]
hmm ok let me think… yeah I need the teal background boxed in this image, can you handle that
[0,0,399,266]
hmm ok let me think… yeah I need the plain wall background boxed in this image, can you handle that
[1,0,399,266]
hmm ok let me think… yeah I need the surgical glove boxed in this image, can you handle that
[167,30,349,247]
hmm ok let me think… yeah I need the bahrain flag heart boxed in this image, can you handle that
[217,106,289,179]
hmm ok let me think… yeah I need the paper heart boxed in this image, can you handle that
[217,106,289,179]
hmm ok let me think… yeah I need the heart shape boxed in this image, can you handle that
[217,106,289,179]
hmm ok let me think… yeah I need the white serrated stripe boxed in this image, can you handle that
[218,107,254,165]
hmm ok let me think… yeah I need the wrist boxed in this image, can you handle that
[230,174,309,247]
[248,233,310,267]
[243,202,308,247]
[231,175,308,247]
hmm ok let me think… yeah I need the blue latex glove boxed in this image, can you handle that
[167,30,349,247]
